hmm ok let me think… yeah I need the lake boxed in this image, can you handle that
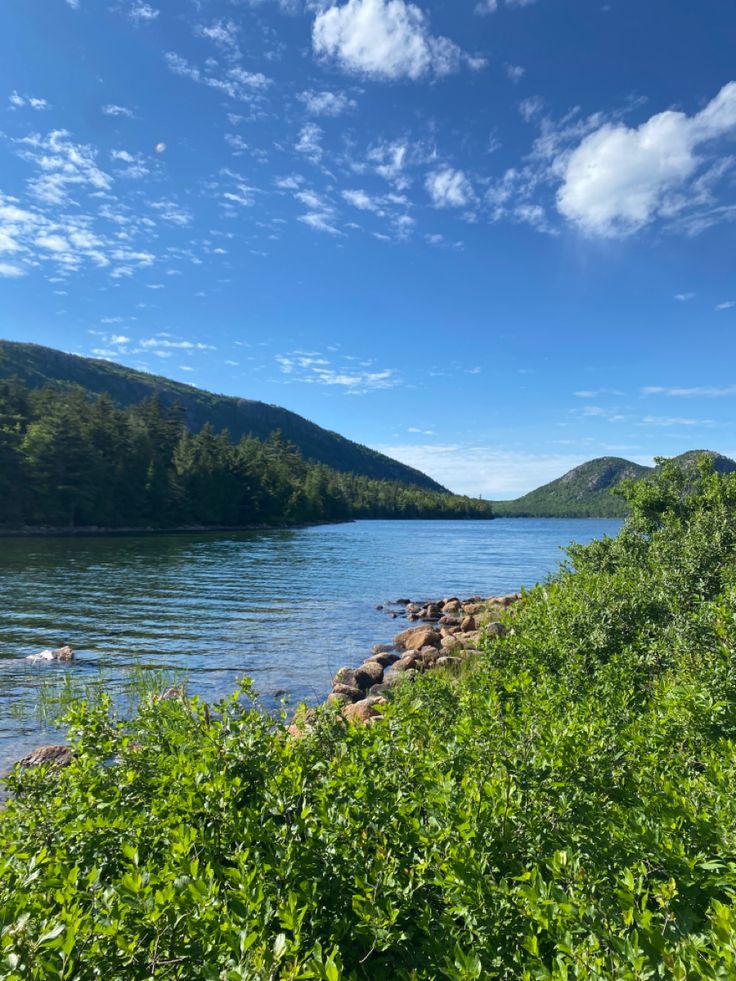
[0,517,622,770]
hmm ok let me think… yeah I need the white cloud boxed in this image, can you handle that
[14,130,112,206]
[0,261,26,278]
[674,292,695,301]
[476,0,540,12]
[165,53,270,101]
[642,384,736,398]
[128,3,159,25]
[65,0,79,8]
[505,64,525,83]
[195,19,240,54]
[8,92,48,111]
[557,81,736,237]
[295,188,341,234]
[295,123,324,163]
[716,300,735,311]
[312,0,483,80]
[426,167,473,208]
[298,89,355,116]
[641,416,715,428]
[276,350,398,392]
[102,104,134,118]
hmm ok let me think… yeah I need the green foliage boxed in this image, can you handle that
[3,462,736,978]
[0,340,445,491]
[0,377,493,529]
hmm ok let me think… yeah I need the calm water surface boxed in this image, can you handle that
[0,518,621,769]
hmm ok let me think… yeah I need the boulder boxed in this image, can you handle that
[404,628,441,651]
[441,635,462,652]
[369,677,403,697]
[372,643,396,655]
[342,701,381,725]
[333,667,359,688]
[502,593,521,607]
[367,651,400,668]
[439,615,461,626]
[354,661,384,689]
[327,691,352,707]
[486,622,507,640]
[17,745,73,769]
[436,656,463,671]
[461,615,476,632]
[442,599,461,613]
[463,603,483,616]
[26,645,74,664]
[332,683,364,702]
[391,654,420,672]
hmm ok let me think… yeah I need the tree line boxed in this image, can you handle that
[0,378,493,528]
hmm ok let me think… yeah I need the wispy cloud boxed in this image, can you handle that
[275,350,398,393]
[165,52,270,102]
[642,385,736,398]
[8,92,49,111]
[716,300,735,311]
[102,104,135,118]
[641,416,715,427]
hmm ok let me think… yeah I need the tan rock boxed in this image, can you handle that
[354,661,384,689]
[442,599,461,613]
[332,683,363,702]
[342,701,381,725]
[17,745,73,769]
[461,615,476,632]
[404,628,441,651]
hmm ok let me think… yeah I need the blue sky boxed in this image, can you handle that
[1,0,735,497]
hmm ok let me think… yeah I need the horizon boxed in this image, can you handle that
[1,1,735,496]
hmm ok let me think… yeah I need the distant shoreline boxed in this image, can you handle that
[0,519,354,539]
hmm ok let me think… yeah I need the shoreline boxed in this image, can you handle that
[0,518,354,539]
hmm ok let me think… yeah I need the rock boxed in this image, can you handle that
[395,599,412,606]
[502,593,521,607]
[368,677,403,697]
[26,645,74,664]
[287,723,307,740]
[354,661,384,689]
[391,654,420,672]
[486,622,507,640]
[342,701,381,725]
[439,615,461,626]
[441,635,462,652]
[17,745,73,769]
[436,656,463,671]
[442,599,461,613]
[372,643,396,655]
[327,692,351,707]
[375,604,384,611]
[332,683,364,702]
[395,626,441,651]
[333,667,359,688]
[461,615,476,632]
[463,603,483,616]
[156,686,185,702]
[367,651,400,668]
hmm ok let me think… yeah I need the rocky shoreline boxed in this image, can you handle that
[11,592,522,770]
[291,592,521,732]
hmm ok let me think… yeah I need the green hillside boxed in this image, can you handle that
[0,341,445,492]
[494,451,736,517]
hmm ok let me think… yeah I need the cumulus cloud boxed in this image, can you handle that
[312,0,483,80]
[557,81,736,237]
[128,3,159,25]
[0,261,26,278]
[425,168,473,208]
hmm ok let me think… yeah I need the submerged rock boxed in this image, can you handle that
[17,745,73,769]
[25,645,74,664]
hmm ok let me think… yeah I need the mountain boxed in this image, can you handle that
[0,341,445,492]
[493,451,736,518]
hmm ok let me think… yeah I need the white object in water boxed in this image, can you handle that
[26,645,74,663]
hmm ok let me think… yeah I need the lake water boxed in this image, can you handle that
[0,518,622,770]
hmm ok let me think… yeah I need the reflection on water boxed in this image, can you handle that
[0,518,621,768]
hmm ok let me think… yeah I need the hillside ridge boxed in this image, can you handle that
[494,451,736,517]
[0,341,445,492]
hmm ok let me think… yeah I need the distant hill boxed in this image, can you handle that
[493,451,736,518]
[0,341,445,492]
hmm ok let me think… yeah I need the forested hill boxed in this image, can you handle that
[0,341,444,492]
[493,452,736,517]
[0,376,492,530]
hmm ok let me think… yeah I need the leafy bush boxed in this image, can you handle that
[2,461,736,978]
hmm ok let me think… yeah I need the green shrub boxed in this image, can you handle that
[2,460,736,978]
